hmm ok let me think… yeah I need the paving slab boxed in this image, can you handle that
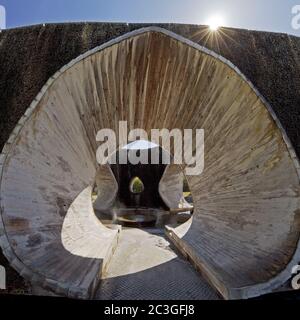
[96,228,220,300]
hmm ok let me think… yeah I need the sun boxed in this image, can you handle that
[207,14,224,31]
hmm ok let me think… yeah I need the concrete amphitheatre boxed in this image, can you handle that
[0,22,300,300]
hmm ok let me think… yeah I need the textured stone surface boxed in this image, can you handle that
[159,164,184,209]
[94,164,118,211]
[0,25,300,299]
[96,228,220,300]
[1,23,300,159]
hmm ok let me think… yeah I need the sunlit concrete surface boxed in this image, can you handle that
[0,25,300,299]
[96,228,220,300]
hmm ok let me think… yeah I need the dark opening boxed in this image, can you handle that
[93,141,193,229]
[110,147,167,209]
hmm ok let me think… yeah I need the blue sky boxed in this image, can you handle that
[0,0,300,36]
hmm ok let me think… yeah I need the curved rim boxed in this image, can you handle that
[0,26,299,299]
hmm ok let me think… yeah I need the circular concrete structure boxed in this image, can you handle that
[0,27,300,299]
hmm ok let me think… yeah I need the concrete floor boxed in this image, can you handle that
[95,227,220,300]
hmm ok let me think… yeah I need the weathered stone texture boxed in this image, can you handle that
[0,24,300,299]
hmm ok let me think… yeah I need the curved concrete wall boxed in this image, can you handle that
[159,164,184,209]
[0,27,300,299]
[93,164,118,211]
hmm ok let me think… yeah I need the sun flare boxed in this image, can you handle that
[207,14,224,31]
